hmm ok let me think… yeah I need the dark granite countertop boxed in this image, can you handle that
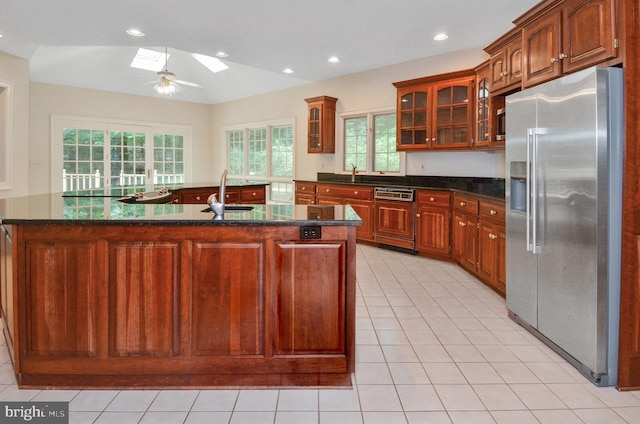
[297,174,505,200]
[0,193,361,227]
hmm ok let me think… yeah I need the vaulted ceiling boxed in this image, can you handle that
[0,0,539,104]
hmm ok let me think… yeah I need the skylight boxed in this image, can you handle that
[130,48,166,72]
[192,53,229,73]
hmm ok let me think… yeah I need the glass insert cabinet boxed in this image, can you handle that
[394,69,475,151]
[305,95,338,153]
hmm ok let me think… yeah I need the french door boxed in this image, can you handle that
[52,117,190,194]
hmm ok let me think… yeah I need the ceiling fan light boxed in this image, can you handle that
[155,77,177,95]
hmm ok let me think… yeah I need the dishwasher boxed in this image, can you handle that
[373,187,417,252]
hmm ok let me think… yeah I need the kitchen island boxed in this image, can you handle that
[0,194,361,389]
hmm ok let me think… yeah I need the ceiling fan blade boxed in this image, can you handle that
[175,79,203,88]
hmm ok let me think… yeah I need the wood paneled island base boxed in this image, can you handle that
[0,203,359,389]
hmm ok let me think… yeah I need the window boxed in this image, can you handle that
[52,117,191,194]
[339,110,403,175]
[225,120,294,204]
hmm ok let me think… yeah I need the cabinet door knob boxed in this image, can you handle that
[301,187,306,191]
[460,201,466,206]
[430,197,435,202]
[459,221,467,227]
[490,209,497,215]
[559,53,567,60]
[225,194,230,199]
[354,191,359,195]
[196,196,201,200]
[550,57,558,63]
[325,188,330,192]
[416,213,421,218]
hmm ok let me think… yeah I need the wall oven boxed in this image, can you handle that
[496,107,506,141]
[373,187,416,251]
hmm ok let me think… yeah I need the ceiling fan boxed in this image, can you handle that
[152,47,203,95]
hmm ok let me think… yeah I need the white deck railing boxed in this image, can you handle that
[63,170,184,191]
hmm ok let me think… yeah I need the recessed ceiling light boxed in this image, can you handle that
[328,56,340,63]
[130,48,166,72]
[126,29,145,37]
[214,51,228,58]
[433,33,449,41]
[192,53,229,73]
[283,68,294,74]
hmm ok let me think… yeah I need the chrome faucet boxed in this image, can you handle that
[207,169,228,217]
[351,164,357,183]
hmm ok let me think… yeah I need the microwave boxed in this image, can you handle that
[496,108,506,141]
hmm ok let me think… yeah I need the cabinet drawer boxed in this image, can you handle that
[222,190,240,203]
[479,200,505,223]
[295,182,317,194]
[182,191,214,204]
[241,188,265,202]
[317,184,373,200]
[417,190,451,207]
[453,193,479,214]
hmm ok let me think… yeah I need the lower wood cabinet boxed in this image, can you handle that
[8,224,356,388]
[415,190,451,257]
[478,220,506,294]
[293,181,506,296]
[0,224,13,361]
[452,209,479,273]
[172,185,266,204]
[452,193,506,296]
[316,184,375,242]
[295,182,317,205]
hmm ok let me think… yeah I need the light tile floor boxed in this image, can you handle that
[1,243,640,423]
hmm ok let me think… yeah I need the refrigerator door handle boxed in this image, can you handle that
[526,128,532,252]
[531,129,541,254]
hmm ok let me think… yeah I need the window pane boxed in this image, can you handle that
[227,130,244,175]
[62,127,105,191]
[249,128,267,176]
[373,113,399,172]
[344,117,367,171]
[153,132,185,186]
[271,125,293,177]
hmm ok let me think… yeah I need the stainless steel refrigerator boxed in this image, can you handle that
[505,66,623,387]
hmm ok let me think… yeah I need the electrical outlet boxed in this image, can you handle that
[300,225,321,239]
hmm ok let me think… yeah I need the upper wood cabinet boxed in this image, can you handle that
[393,69,475,151]
[474,62,491,148]
[518,0,619,88]
[485,28,523,94]
[397,84,432,149]
[433,76,475,149]
[305,95,338,153]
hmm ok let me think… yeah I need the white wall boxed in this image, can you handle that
[0,51,30,198]
[209,48,506,181]
[29,83,213,195]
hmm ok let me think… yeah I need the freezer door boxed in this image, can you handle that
[505,89,539,327]
[534,68,609,374]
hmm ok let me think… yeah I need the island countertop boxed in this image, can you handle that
[0,192,362,227]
